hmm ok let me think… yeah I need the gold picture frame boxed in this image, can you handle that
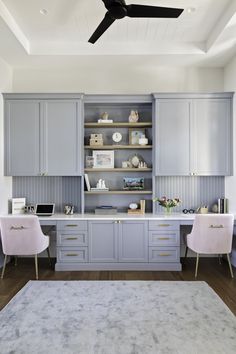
[129,128,145,145]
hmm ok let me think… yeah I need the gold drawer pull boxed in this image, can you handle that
[66,237,78,240]
[157,237,170,240]
[159,253,171,257]
[158,224,171,227]
[66,224,78,227]
[10,226,26,230]
[209,224,224,228]
[66,253,78,257]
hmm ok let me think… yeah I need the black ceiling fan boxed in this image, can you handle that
[88,0,184,44]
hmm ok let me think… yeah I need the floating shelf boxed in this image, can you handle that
[84,122,152,128]
[85,190,152,195]
[84,168,152,172]
[85,145,152,150]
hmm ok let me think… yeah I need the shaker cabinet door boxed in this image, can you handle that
[42,100,82,176]
[191,99,232,176]
[155,99,190,176]
[89,221,118,262]
[5,100,40,176]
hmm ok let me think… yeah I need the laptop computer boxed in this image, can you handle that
[35,203,55,216]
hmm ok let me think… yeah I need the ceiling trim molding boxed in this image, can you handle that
[206,0,236,52]
[0,0,30,54]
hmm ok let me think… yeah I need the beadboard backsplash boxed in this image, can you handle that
[154,176,225,213]
[12,176,225,214]
[12,177,82,213]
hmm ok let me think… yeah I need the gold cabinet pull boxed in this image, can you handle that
[66,237,78,240]
[157,237,170,240]
[66,253,78,257]
[209,224,224,228]
[158,224,171,227]
[159,253,171,257]
[66,224,78,227]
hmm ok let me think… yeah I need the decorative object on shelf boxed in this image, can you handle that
[128,199,146,214]
[138,161,148,168]
[84,174,91,191]
[123,177,144,190]
[196,206,208,214]
[182,209,195,214]
[129,203,138,210]
[112,132,122,143]
[89,133,103,146]
[64,205,74,215]
[153,196,181,214]
[85,156,94,168]
[95,206,117,215]
[212,204,218,213]
[129,128,145,145]
[218,198,228,213]
[91,179,109,192]
[11,198,26,215]
[24,205,35,214]
[138,134,148,146]
[129,154,145,168]
[98,112,113,123]
[93,150,114,169]
[128,110,139,123]
[122,160,132,168]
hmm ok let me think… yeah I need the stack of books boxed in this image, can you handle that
[98,119,113,123]
[218,198,228,213]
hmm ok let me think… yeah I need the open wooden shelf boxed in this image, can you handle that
[85,190,152,195]
[84,122,152,128]
[84,168,152,172]
[85,145,152,150]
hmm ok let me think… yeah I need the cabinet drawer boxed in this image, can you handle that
[149,220,179,231]
[149,231,179,246]
[57,247,88,262]
[57,231,88,246]
[57,220,87,231]
[149,247,180,262]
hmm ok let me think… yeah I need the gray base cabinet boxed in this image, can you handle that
[55,218,181,271]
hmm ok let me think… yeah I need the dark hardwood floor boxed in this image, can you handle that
[0,257,236,315]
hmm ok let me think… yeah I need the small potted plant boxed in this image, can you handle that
[153,196,181,213]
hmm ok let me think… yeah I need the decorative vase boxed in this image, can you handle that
[164,206,172,214]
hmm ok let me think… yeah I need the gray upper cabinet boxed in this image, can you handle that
[89,220,118,262]
[154,93,233,176]
[42,100,82,176]
[191,99,232,176]
[4,94,84,176]
[5,100,40,176]
[155,99,190,176]
[119,221,148,262]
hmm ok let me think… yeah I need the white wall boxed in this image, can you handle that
[12,58,224,93]
[224,55,236,212]
[0,57,12,215]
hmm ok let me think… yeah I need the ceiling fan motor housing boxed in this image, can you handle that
[108,3,127,19]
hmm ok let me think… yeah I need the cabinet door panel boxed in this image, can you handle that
[43,101,82,175]
[89,221,118,262]
[155,99,190,175]
[5,100,40,176]
[191,99,231,175]
[119,221,148,262]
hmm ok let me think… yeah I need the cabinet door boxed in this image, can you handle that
[191,99,232,175]
[89,221,118,262]
[155,99,190,175]
[5,100,40,176]
[42,100,82,176]
[119,221,148,262]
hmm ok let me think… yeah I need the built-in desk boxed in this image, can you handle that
[38,213,196,271]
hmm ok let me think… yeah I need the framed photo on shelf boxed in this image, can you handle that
[93,150,114,169]
[123,177,144,190]
[85,156,94,168]
[129,128,145,145]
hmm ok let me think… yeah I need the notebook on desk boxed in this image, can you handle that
[35,203,55,216]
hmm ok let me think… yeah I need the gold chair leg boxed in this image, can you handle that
[1,255,7,279]
[34,254,38,280]
[46,247,52,268]
[226,254,234,278]
[185,246,188,258]
[195,253,199,278]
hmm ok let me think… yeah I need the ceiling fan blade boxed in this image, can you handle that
[88,12,116,44]
[126,5,184,18]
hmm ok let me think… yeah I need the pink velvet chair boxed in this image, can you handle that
[186,214,234,278]
[0,215,51,280]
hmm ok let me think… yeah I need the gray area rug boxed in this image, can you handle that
[0,281,236,354]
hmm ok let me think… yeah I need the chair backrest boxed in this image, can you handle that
[189,214,234,254]
[0,215,46,255]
